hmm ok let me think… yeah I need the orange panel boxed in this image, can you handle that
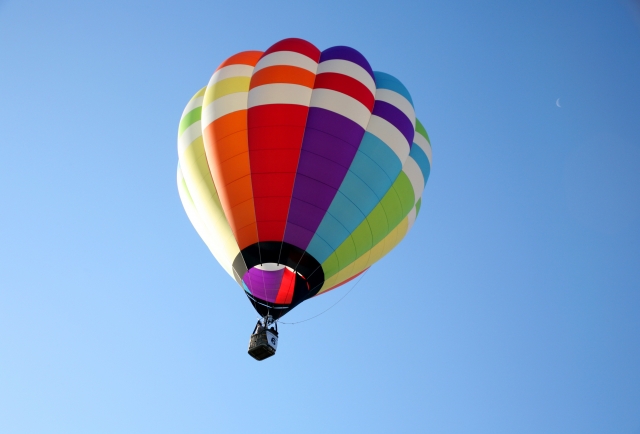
[224,176,253,208]
[215,51,263,71]
[212,131,249,163]
[206,111,248,144]
[235,223,259,248]
[250,66,316,89]
[220,152,251,184]
[203,108,257,251]
[231,198,259,229]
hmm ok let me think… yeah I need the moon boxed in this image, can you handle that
[556,98,561,108]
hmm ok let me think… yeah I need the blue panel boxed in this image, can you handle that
[323,192,365,233]
[358,132,402,182]
[305,231,337,264]
[308,194,365,263]
[409,145,431,185]
[349,150,393,200]
[338,172,379,223]
[373,71,413,105]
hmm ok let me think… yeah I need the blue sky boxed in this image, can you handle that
[1,0,639,433]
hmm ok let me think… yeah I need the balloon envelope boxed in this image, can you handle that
[177,38,432,319]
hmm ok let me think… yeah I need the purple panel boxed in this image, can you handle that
[283,222,316,248]
[320,46,374,80]
[282,104,367,250]
[305,108,365,146]
[372,100,415,146]
[287,197,326,230]
[299,129,357,166]
[243,267,284,303]
[297,151,347,189]
[290,175,337,209]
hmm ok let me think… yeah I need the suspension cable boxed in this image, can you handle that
[278,268,369,325]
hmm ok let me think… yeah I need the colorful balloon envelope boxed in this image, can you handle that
[177,38,432,319]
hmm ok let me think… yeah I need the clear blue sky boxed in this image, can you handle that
[1,0,639,433]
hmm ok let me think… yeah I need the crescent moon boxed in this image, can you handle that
[556,98,561,108]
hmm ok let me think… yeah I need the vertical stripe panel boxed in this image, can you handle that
[283,46,374,250]
[247,39,321,243]
[306,72,416,269]
[202,51,263,250]
[177,89,241,281]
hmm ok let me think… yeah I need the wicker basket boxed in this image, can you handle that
[248,332,276,361]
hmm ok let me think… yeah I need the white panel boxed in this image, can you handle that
[367,116,411,163]
[407,206,417,231]
[178,120,202,156]
[210,64,254,84]
[253,51,318,74]
[181,95,204,117]
[413,133,432,165]
[375,89,416,129]
[255,263,285,271]
[309,88,371,129]
[177,166,235,278]
[201,92,248,126]
[316,59,376,95]
[178,166,208,238]
[403,157,425,201]
[248,83,313,108]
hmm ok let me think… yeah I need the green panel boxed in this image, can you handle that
[334,236,358,275]
[366,198,392,245]
[415,198,422,216]
[349,219,373,257]
[415,118,430,143]
[321,251,341,278]
[378,187,403,236]
[178,107,202,136]
[393,172,416,216]
[323,170,418,278]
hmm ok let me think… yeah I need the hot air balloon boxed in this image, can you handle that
[177,38,432,360]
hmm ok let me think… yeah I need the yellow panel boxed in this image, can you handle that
[203,77,251,106]
[177,166,236,278]
[317,212,411,294]
[179,137,240,276]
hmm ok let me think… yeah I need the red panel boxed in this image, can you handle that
[250,173,296,198]
[248,103,310,243]
[248,104,308,128]
[262,38,321,62]
[275,268,296,304]
[249,148,301,173]
[257,221,289,242]
[253,196,290,220]
[323,268,370,294]
[314,72,375,111]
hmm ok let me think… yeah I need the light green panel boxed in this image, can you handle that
[349,220,374,257]
[415,118,430,143]
[334,236,358,275]
[393,172,416,216]
[179,107,202,135]
[321,250,340,279]
[321,170,416,280]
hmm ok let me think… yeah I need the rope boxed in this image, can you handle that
[278,269,369,325]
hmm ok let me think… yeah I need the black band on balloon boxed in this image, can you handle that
[232,241,325,318]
